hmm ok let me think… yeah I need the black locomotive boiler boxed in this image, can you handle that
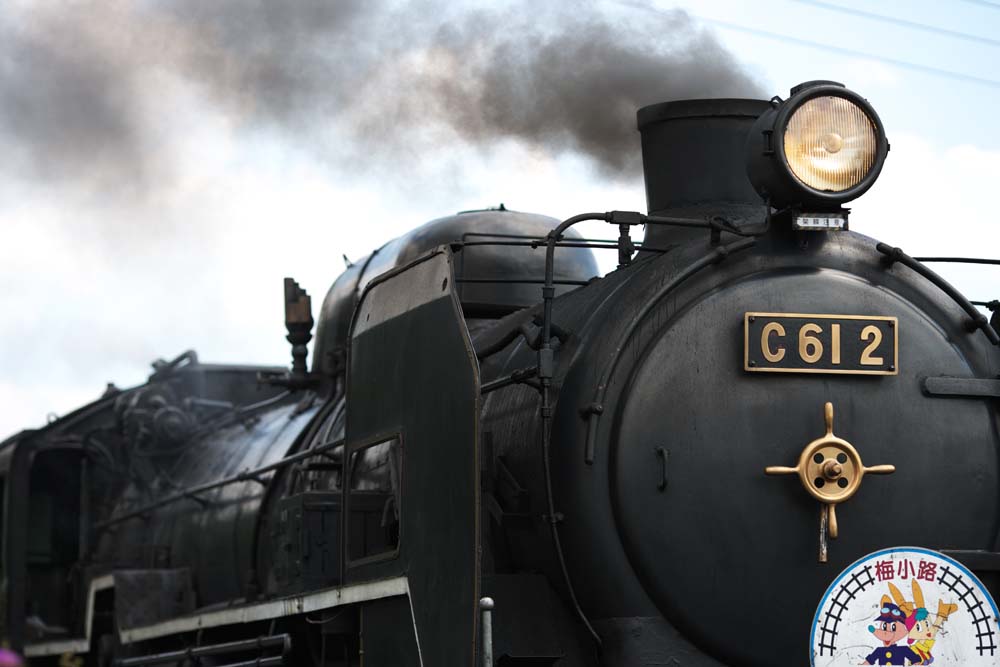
[3,81,998,666]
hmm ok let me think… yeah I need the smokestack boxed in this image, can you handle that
[637,98,771,247]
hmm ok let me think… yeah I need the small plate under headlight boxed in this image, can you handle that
[794,212,847,231]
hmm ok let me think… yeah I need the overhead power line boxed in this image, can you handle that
[698,17,1000,89]
[616,1,1000,91]
[790,0,1000,48]
[957,0,1000,9]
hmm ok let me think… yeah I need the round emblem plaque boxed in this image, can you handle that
[811,547,999,666]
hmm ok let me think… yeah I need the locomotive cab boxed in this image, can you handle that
[0,434,87,650]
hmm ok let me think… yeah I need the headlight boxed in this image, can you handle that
[746,81,888,213]
[784,95,878,192]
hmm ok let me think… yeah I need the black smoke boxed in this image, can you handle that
[0,1,762,188]
[0,5,151,189]
[418,7,763,176]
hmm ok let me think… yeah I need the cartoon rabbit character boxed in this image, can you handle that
[887,580,958,665]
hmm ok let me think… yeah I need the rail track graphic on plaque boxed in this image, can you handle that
[811,547,998,666]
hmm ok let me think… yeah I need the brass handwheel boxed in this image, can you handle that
[765,402,895,562]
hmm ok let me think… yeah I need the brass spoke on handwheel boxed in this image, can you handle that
[765,402,895,563]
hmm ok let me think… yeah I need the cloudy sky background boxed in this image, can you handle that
[2,0,998,439]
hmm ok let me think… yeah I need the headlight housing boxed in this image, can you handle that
[746,81,888,211]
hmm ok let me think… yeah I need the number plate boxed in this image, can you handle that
[744,313,897,375]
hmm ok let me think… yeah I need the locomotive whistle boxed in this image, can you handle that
[765,402,895,563]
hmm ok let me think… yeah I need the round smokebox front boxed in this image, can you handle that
[610,266,999,665]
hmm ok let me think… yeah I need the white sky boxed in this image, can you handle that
[1,0,998,440]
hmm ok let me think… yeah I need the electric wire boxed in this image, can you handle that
[957,0,1000,9]
[700,16,1000,90]
[789,0,1000,47]
[616,1,1000,90]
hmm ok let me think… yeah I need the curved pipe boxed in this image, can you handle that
[914,256,1000,266]
[878,243,999,346]
[537,212,618,651]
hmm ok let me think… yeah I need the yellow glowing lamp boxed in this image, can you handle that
[784,96,879,192]
[746,81,888,216]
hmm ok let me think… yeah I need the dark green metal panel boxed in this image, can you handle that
[346,247,481,665]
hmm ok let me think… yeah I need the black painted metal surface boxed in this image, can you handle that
[311,208,599,375]
[481,574,598,666]
[271,492,341,594]
[0,360,296,651]
[479,225,1000,666]
[95,396,319,606]
[113,569,194,631]
[346,247,481,665]
[593,617,725,667]
[637,99,771,246]
[362,598,421,667]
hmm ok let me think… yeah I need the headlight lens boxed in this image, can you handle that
[783,96,878,193]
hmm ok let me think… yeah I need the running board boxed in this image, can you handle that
[25,575,409,657]
[114,633,290,666]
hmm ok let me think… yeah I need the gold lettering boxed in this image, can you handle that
[831,323,841,365]
[860,325,884,365]
[761,322,786,362]
[799,323,824,363]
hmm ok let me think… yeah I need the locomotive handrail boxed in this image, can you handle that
[877,243,1000,345]
[461,220,720,366]
[93,437,345,533]
[913,256,1000,265]
[461,230,671,245]
[540,211,764,351]
[457,277,591,286]
[480,597,495,667]
[458,239,671,251]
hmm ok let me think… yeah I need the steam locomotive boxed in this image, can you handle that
[3,81,999,666]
